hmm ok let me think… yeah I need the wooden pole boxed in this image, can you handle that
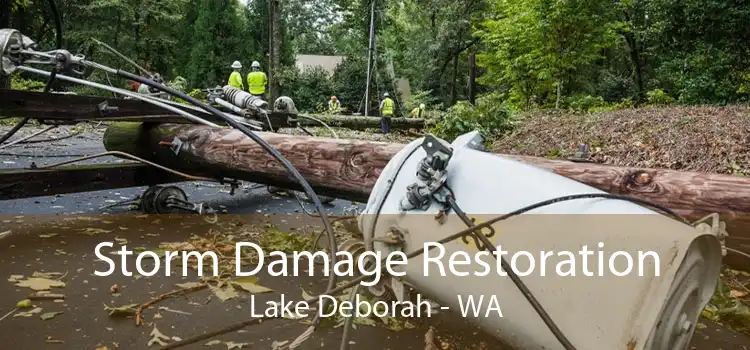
[103,122,750,270]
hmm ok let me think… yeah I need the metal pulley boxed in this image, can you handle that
[139,185,210,214]
[0,29,24,75]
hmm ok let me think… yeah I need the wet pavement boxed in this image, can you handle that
[0,125,748,350]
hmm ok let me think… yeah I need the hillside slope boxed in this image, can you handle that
[491,106,750,175]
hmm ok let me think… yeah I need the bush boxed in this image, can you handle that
[646,89,675,106]
[567,94,607,113]
[278,66,334,113]
[430,93,513,141]
[11,74,46,91]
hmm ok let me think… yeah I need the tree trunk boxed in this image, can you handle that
[468,50,476,105]
[450,52,459,105]
[103,122,750,274]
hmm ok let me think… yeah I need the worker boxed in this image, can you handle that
[379,92,394,134]
[228,61,244,90]
[246,60,268,98]
[328,96,341,112]
[410,103,426,118]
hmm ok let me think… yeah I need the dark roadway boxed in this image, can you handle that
[0,125,749,350]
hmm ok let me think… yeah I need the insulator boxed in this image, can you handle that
[222,85,268,110]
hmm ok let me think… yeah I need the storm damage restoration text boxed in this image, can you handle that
[92,242,408,286]
[93,240,662,282]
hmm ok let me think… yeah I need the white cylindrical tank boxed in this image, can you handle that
[358,131,722,350]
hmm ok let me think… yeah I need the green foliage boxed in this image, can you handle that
[405,89,439,117]
[567,95,607,113]
[430,93,513,141]
[702,270,750,335]
[278,66,334,113]
[167,76,188,92]
[646,89,675,106]
[10,74,46,91]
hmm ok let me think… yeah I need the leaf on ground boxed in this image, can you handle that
[210,283,239,302]
[730,290,748,298]
[14,307,42,317]
[7,274,23,282]
[94,346,109,350]
[205,340,221,346]
[16,299,32,308]
[148,326,171,347]
[40,311,63,320]
[225,341,249,349]
[38,234,59,238]
[231,276,273,294]
[104,303,139,317]
[160,241,196,250]
[79,228,112,236]
[44,336,64,344]
[16,277,65,291]
[32,271,64,279]
[176,282,204,289]
[300,288,313,301]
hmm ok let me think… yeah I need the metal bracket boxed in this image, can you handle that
[692,213,729,256]
[169,137,183,155]
[398,134,454,212]
[97,101,119,116]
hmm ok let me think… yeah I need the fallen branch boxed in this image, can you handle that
[135,283,207,326]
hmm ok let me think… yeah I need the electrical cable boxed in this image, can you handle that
[341,191,690,350]
[15,66,220,127]
[0,117,32,145]
[297,115,339,139]
[16,128,82,144]
[0,125,57,150]
[0,66,59,146]
[35,151,219,182]
[113,70,339,331]
[166,192,688,350]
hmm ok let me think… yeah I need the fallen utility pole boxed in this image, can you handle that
[103,122,750,270]
[299,115,428,130]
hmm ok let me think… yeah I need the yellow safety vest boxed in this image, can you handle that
[246,71,267,95]
[410,107,424,118]
[228,71,243,90]
[381,98,394,116]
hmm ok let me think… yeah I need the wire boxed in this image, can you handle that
[337,192,689,350]
[168,192,686,350]
[728,247,750,260]
[115,70,339,331]
[16,66,220,127]
[0,118,32,145]
[35,151,218,182]
[297,115,339,139]
[0,125,57,150]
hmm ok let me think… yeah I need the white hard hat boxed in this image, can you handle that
[231,61,242,69]
[251,61,260,68]
[383,92,389,97]
[420,103,425,109]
